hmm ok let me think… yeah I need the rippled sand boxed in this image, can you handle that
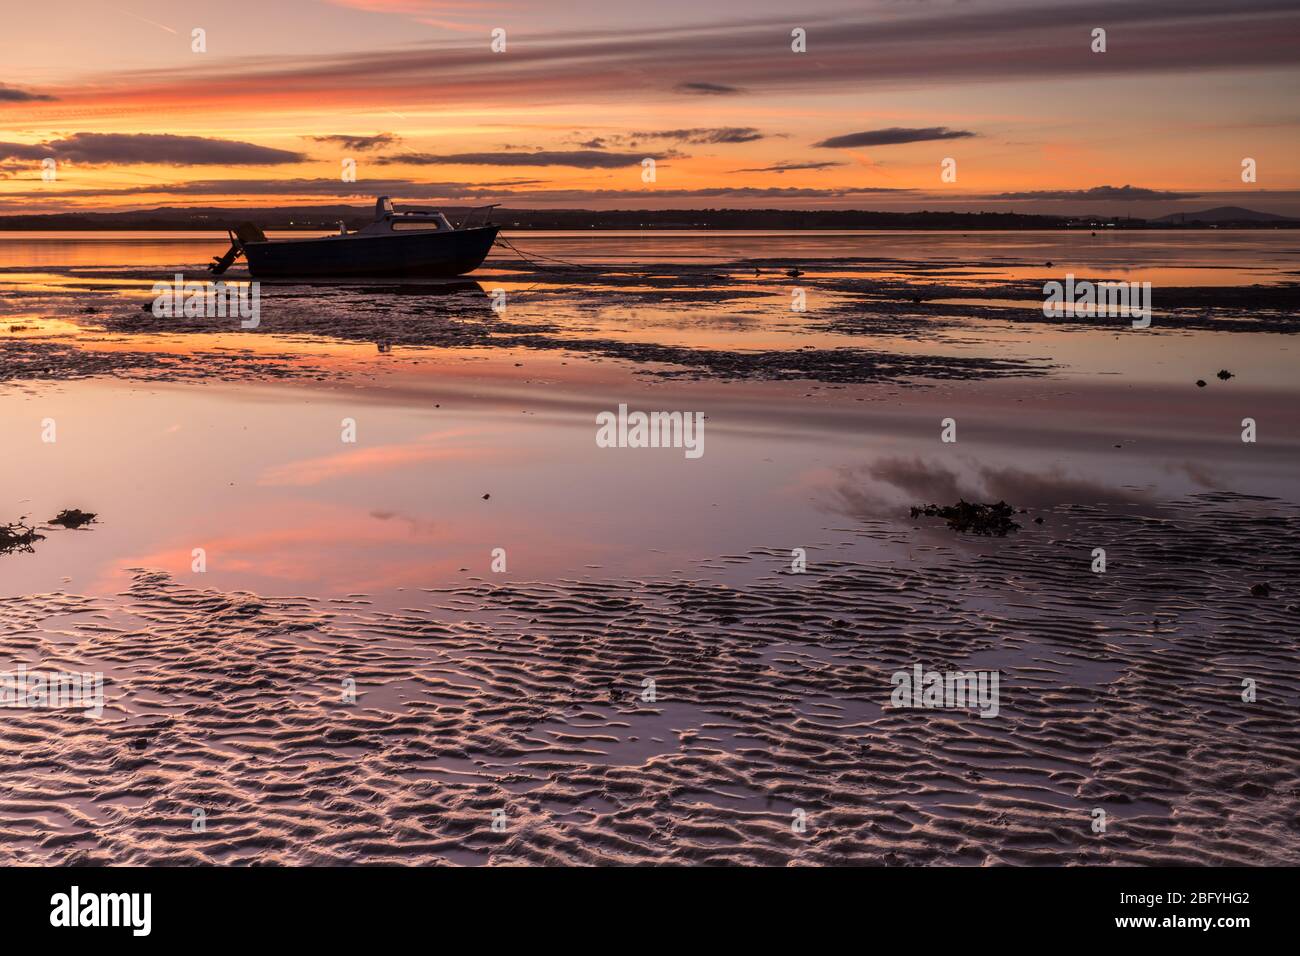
[2,494,1295,865]
[2,233,1298,866]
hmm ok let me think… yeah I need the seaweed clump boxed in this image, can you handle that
[910,500,1021,537]
[48,509,98,529]
[0,522,45,555]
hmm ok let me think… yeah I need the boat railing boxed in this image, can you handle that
[454,204,501,230]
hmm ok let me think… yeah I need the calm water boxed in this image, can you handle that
[2,230,1297,603]
[3,230,1298,867]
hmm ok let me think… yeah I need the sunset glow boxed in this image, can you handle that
[3,0,1298,217]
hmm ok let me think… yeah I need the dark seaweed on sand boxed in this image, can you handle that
[48,509,98,529]
[910,500,1021,536]
[0,522,45,554]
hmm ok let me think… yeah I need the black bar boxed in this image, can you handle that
[0,865,1282,942]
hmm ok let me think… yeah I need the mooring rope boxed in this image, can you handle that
[492,235,595,272]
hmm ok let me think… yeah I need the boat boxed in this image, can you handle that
[209,197,499,279]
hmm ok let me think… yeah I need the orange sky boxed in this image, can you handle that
[2,0,1298,216]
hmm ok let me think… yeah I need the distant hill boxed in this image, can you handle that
[1155,206,1296,223]
[0,205,1082,231]
[0,204,1296,231]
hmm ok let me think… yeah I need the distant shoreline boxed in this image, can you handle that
[2,226,1299,235]
[1,206,1295,232]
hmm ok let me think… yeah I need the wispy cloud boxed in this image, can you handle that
[307,133,399,151]
[733,161,847,173]
[626,128,763,145]
[109,5,178,35]
[321,0,496,32]
[374,149,669,168]
[674,82,745,95]
[53,1,1299,116]
[0,179,915,205]
[0,177,498,199]
[814,127,975,149]
[994,185,1201,201]
[0,133,303,165]
[0,84,56,103]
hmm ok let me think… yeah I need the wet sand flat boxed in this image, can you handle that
[1,231,1297,865]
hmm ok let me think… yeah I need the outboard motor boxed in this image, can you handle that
[209,222,267,275]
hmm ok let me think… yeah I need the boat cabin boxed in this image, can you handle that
[353,196,455,236]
